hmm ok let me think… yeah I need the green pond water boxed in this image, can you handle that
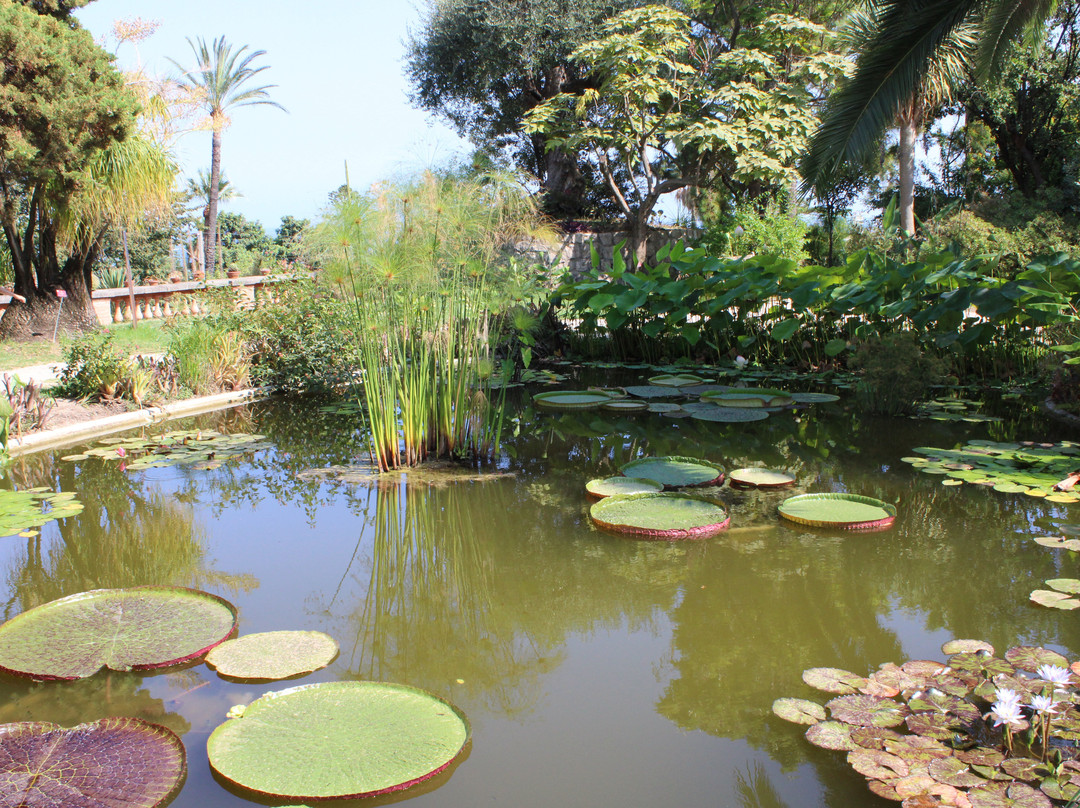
[1,373,1078,807]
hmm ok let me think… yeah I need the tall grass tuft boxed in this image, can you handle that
[315,169,550,471]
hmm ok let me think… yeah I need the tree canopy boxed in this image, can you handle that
[0,0,140,337]
[406,0,657,216]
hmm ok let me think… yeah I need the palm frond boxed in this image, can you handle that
[801,0,979,193]
[976,0,1059,79]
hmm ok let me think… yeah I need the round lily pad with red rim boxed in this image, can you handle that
[589,493,730,539]
[619,456,724,488]
[585,476,664,498]
[700,387,795,408]
[729,468,796,489]
[0,718,185,808]
[207,681,470,801]
[205,630,339,681]
[533,390,616,410]
[0,587,238,681]
[778,493,896,530]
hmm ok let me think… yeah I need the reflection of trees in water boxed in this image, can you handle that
[0,673,191,737]
[3,458,255,616]
[331,475,686,719]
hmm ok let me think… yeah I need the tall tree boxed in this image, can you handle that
[525,6,848,261]
[801,0,1059,197]
[406,0,656,217]
[170,37,283,274]
[839,3,975,234]
[0,0,140,339]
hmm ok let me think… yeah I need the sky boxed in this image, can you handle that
[75,0,470,235]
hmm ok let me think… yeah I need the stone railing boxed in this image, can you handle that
[0,273,302,327]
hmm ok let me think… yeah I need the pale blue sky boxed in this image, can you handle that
[76,1,468,235]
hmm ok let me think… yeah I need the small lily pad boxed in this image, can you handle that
[1045,578,1080,594]
[1004,645,1069,672]
[586,477,665,498]
[0,587,238,680]
[0,489,84,538]
[802,667,868,695]
[968,781,1052,808]
[0,718,185,808]
[1033,536,1080,551]
[827,694,910,727]
[207,681,470,800]
[942,639,994,656]
[805,720,857,750]
[590,493,730,539]
[771,698,826,725]
[206,631,339,681]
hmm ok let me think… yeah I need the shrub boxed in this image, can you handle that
[850,333,948,415]
[54,331,132,401]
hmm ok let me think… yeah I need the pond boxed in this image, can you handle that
[1,368,1077,807]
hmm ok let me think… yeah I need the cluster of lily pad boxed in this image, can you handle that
[532,368,840,423]
[62,429,272,472]
[0,486,83,538]
[773,640,1080,807]
[901,440,1080,503]
[912,398,1002,424]
[0,586,469,804]
[1030,530,1080,610]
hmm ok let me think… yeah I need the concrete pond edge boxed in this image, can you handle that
[7,387,271,457]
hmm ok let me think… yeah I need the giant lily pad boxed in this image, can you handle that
[619,456,724,488]
[0,488,83,538]
[701,387,795,408]
[789,392,841,404]
[779,493,896,530]
[0,587,238,680]
[533,390,615,410]
[648,374,705,387]
[207,681,470,800]
[0,718,185,808]
[589,493,730,539]
[683,403,770,423]
[585,477,664,498]
[205,631,339,681]
[624,385,680,399]
[729,468,796,489]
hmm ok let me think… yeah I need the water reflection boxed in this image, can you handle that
[2,458,255,615]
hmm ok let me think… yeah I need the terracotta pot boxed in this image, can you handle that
[226,269,240,279]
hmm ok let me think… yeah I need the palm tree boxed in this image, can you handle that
[185,169,241,267]
[169,37,284,273]
[836,4,975,234]
[801,0,1058,204]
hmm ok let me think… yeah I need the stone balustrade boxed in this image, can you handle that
[0,273,303,327]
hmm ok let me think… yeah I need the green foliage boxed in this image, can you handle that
[167,315,251,395]
[54,331,132,401]
[525,6,848,246]
[0,1,137,299]
[273,215,309,264]
[849,333,947,415]
[405,0,647,216]
[922,207,1080,270]
[241,284,361,397]
[553,240,1080,376]
[702,198,808,264]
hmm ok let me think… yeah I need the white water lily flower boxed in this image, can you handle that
[994,687,1022,708]
[1037,664,1072,686]
[989,698,1026,728]
[1030,694,1058,715]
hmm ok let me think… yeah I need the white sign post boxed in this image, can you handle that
[51,289,66,342]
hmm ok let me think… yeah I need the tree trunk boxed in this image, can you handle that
[898,113,917,236]
[205,127,222,272]
[540,145,584,217]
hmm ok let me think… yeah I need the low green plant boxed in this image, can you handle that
[55,332,132,401]
[850,333,948,415]
[167,317,251,395]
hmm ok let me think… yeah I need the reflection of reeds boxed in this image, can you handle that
[353,483,493,680]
